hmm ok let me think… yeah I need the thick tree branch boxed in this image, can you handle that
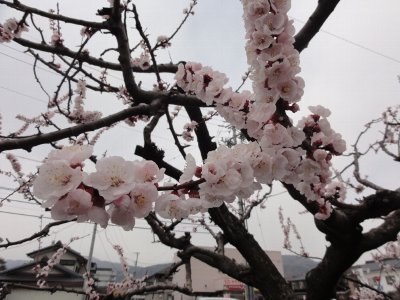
[360,210,400,251]
[185,106,292,299]
[145,213,255,286]
[184,106,216,161]
[306,243,363,300]
[294,0,341,53]
[344,190,400,223]
[179,246,253,285]
[209,205,293,299]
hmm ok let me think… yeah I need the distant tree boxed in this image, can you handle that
[0,0,399,299]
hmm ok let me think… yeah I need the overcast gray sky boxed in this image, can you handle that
[0,0,399,266]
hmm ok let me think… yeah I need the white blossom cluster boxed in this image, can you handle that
[106,244,147,296]
[131,43,151,70]
[31,0,349,227]
[0,18,28,43]
[32,238,83,289]
[242,0,304,106]
[33,145,167,230]
[48,9,64,47]
[33,145,212,229]
[83,273,100,300]
[182,121,198,141]
[33,241,71,287]
[130,51,151,70]
[69,80,102,124]
[174,0,347,219]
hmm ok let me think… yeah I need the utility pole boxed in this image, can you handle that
[86,223,98,273]
[82,222,97,300]
[232,127,254,300]
[38,215,43,250]
[132,251,140,278]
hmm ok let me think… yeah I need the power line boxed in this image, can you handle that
[0,152,43,163]
[0,209,214,234]
[0,197,39,205]
[291,17,400,65]
[0,49,58,75]
[0,186,15,192]
[0,43,125,82]
[0,85,48,104]
[1,196,221,229]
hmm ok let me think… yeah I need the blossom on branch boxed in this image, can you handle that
[33,160,83,207]
[84,156,137,202]
[47,144,93,166]
[0,18,28,43]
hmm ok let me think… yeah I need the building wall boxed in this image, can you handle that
[353,267,399,293]
[5,289,82,300]
[172,248,283,300]
[94,268,116,288]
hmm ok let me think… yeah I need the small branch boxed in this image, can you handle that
[344,275,392,299]
[0,219,73,249]
[56,54,119,93]
[160,259,186,281]
[166,106,187,158]
[241,187,272,222]
[157,178,205,192]
[132,4,161,82]
[380,140,400,161]
[235,68,251,93]
[285,248,322,262]
[0,0,107,29]
[0,103,156,152]
[152,0,197,51]
[199,218,219,241]
[13,38,179,74]
[51,36,93,117]
[353,147,385,191]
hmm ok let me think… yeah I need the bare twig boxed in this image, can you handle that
[166,106,187,158]
[0,103,156,152]
[0,219,73,249]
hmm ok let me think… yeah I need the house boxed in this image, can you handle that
[0,241,115,300]
[351,258,400,294]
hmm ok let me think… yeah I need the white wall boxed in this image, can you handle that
[5,289,82,300]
